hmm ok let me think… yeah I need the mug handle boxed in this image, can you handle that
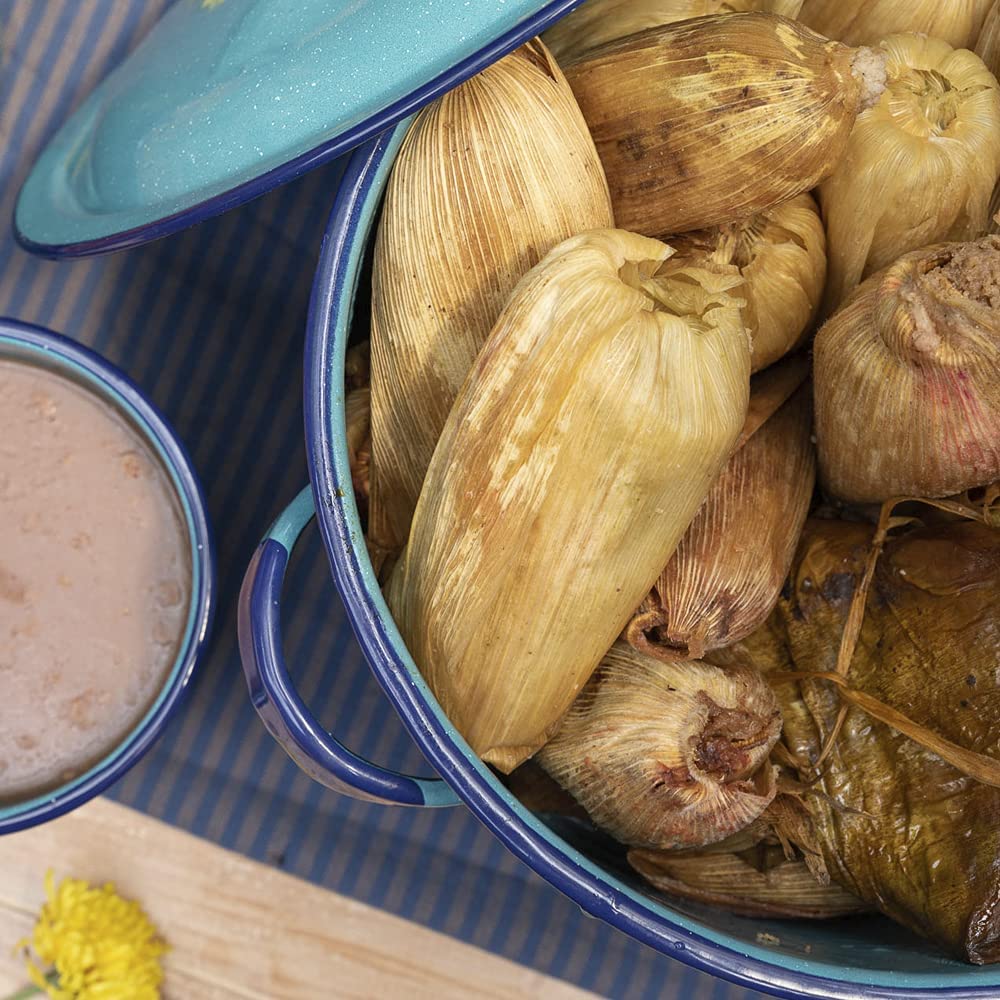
[238,487,459,807]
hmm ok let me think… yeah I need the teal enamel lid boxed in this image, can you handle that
[15,0,583,257]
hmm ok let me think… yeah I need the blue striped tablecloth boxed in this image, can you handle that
[0,4,769,997]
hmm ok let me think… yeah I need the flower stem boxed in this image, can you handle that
[4,969,58,1000]
[3,985,43,1000]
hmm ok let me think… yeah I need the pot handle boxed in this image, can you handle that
[238,487,460,807]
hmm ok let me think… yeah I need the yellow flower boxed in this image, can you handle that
[18,872,167,1000]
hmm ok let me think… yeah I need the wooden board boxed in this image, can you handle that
[0,798,597,999]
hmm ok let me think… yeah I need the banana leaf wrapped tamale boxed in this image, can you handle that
[387,230,751,773]
[733,517,1000,964]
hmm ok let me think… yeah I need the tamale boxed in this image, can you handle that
[345,385,371,515]
[345,339,370,394]
[387,230,751,773]
[747,518,1000,964]
[814,237,1000,503]
[504,762,589,821]
[628,377,815,662]
[735,352,811,448]
[563,13,887,238]
[669,194,826,373]
[799,0,994,50]
[629,843,868,919]
[542,0,805,67]
[537,642,781,849]
[369,40,613,560]
[976,1,1000,80]
[818,34,1000,311]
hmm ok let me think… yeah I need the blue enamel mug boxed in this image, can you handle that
[0,319,214,834]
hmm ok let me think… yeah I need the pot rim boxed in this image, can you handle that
[0,318,215,834]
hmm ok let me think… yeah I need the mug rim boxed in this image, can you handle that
[302,126,1000,1000]
[0,317,215,833]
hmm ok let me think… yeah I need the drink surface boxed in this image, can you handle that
[0,360,190,803]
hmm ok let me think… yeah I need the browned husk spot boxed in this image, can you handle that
[693,693,776,780]
[625,602,695,662]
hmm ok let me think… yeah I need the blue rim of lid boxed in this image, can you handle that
[0,318,215,833]
[14,0,587,259]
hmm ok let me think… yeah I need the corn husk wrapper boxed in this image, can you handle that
[345,342,371,483]
[387,230,751,773]
[629,844,868,919]
[747,518,1000,964]
[800,0,994,49]
[671,194,826,372]
[368,40,613,559]
[818,35,1000,312]
[978,10,1000,236]
[345,339,370,393]
[563,12,885,239]
[537,642,781,849]
[628,380,815,662]
[505,762,590,821]
[990,177,1000,236]
[343,340,374,535]
[542,0,804,67]
[815,237,1000,502]
[976,1,1000,79]
[734,351,811,449]
[345,386,371,512]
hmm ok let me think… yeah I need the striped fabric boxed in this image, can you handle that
[0,3,769,997]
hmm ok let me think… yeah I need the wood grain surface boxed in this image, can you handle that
[0,798,597,999]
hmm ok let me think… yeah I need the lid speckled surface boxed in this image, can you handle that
[15,0,583,256]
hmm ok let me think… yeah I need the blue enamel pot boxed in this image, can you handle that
[238,134,1000,1000]
[0,319,215,834]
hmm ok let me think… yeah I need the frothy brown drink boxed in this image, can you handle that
[1,360,191,803]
